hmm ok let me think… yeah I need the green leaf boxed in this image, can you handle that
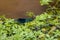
[40,0,52,5]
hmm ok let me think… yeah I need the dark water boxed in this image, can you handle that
[0,0,46,18]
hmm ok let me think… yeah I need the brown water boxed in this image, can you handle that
[0,0,46,18]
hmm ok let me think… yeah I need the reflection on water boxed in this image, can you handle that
[0,0,46,18]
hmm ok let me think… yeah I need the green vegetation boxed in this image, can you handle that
[0,0,60,40]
